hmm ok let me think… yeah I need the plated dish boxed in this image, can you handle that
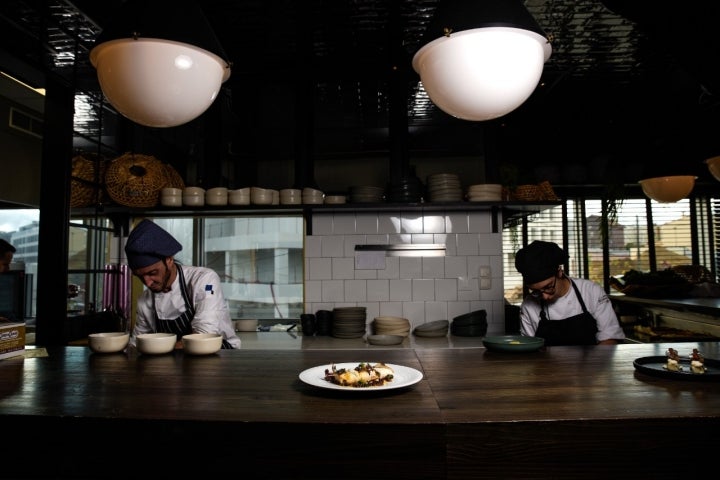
[482,335,544,352]
[633,356,720,381]
[299,362,423,392]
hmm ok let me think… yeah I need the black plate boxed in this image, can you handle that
[633,356,720,381]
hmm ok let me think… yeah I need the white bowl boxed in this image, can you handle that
[183,186,205,196]
[205,187,228,206]
[136,332,177,355]
[638,175,696,203]
[182,333,223,355]
[160,195,182,207]
[88,332,130,353]
[235,319,258,332]
[183,195,205,206]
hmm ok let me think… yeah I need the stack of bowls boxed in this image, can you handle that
[466,183,502,202]
[451,310,488,337]
[427,173,463,202]
[205,187,228,206]
[373,316,411,337]
[413,319,449,338]
[331,306,367,338]
[160,187,182,207]
[324,194,346,204]
[251,186,273,205]
[280,188,302,205]
[386,176,424,203]
[349,185,385,203]
[228,187,250,205]
[302,187,325,204]
[183,186,205,206]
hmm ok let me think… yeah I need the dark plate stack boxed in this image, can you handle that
[386,175,424,203]
[451,310,488,337]
[331,306,367,338]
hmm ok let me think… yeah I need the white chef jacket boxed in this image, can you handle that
[130,265,241,348]
[520,277,625,343]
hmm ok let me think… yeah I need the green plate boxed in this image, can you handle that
[482,335,544,352]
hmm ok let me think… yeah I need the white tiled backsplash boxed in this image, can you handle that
[304,210,505,335]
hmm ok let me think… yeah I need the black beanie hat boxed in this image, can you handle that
[514,240,568,284]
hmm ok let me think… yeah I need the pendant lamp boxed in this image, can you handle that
[89,0,231,128]
[412,0,552,121]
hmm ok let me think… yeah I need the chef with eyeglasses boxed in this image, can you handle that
[515,240,625,346]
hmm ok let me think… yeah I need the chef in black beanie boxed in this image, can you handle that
[125,219,240,349]
[515,240,624,346]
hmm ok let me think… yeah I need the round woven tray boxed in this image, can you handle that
[105,153,185,207]
[70,152,109,207]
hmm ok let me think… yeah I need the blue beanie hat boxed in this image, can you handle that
[124,219,182,270]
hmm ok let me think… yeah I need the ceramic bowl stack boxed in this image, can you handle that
[205,187,228,206]
[324,194,346,204]
[251,186,273,205]
[228,187,250,205]
[160,187,182,207]
[331,306,367,338]
[451,310,488,337]
[466,183,502,202]
[426,173,463,202]
[349,185,385,203]
[413,319,449,338]
[386,176,424,203]
[280,188,302,205]
[373,315,411,337]
[183,186,205,206]
[302,187,325,204]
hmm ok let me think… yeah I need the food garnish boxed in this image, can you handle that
[324,362,395,387]
[663,347,707,374]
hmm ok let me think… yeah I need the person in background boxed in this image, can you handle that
[515,240,625,346]
[0,239,16,273]
[124,219,240,349]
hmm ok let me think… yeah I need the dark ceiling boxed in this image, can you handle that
[1,0,719,186]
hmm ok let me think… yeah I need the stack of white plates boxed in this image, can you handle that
[302,187,325,204]
[324,194,346,204]
[427,173,463,202]
[349,185,385,203]
[373,316,411,337]
[466,183,502,202]
[331,306,367,339]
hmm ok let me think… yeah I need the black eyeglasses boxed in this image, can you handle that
[528,276,558,298]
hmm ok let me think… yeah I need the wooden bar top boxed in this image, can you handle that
[2,343,719,478]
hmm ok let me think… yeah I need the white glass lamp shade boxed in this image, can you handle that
[638,175,697,203]
[412,27,551,121]
[90,38,231,128]
[705,156,720,181]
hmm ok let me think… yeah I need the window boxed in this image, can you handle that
[149,215,305,321]
[503,196,712,305]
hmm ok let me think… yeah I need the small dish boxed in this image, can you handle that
[136,332,177,355]
[367,334,404,346]
[482,335,544,352]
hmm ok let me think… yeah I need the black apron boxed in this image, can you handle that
[153,265,233,349]
[534,279,598,346]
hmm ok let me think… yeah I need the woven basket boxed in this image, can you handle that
[538,180,559,201]
[70,153,109,208]
[512,184,541,201]
[105,153,180,208]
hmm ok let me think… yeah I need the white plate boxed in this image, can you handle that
[299,362,423,392]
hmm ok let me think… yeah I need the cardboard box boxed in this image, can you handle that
[0,321,25,360]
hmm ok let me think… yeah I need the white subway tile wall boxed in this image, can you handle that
[304,210,506,335]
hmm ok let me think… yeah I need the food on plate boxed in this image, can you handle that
[689,348,707,374]
[324,362,394,387]
[664,348,682,372]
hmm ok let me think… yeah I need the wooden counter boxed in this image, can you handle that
[2,343,719,479]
